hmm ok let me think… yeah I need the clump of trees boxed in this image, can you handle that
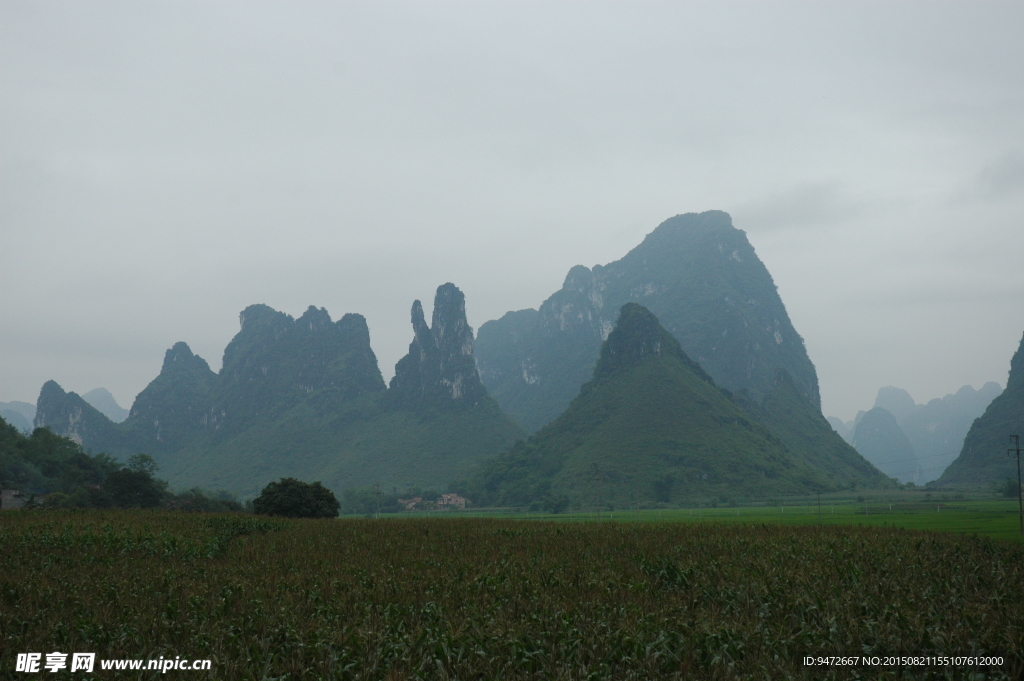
[40,453,242,511]
[253,478,340,518]
[1,416,241,511]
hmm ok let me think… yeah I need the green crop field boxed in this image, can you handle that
[379,496,1024,543]
[3,510,1023,679]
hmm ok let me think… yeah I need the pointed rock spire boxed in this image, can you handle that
[390,283,488,407]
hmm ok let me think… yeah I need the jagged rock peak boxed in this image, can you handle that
[233,304,372,349]
[36,380,69,421]
[34,379,119,446]
[337,313,373,349]
[595,303,712,383]
[297,305,334,331]
[432,283,475,364]
[411,299,432,351]
[563,264,596,292]
[238,303,292,332]
[162,342,212,373]
[389,283,487,406]
[645,210,736,243]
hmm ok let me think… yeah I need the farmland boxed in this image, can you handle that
[3,510,1023,679]
[428,497,1024,543]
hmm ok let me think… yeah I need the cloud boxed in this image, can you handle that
[733,182,867,233]
[975,151,1024,199]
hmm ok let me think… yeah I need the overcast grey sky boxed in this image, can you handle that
[2,1,1023,422]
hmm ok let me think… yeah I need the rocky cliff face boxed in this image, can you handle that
[476,210,820,433]
[35,304,388,455]
[214,305,386,431]
[389,283,488,408]
[34,381,123,453]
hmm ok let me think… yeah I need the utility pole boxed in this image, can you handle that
[1009,435,1023,536]
[373,482,382,520]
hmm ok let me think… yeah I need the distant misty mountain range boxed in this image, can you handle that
[17,209,1021,500]
[827,382,1002,484]
[1,388,129,434]
[80,388,130,423]
[938,332,1024,486]
[25,211,888,500]
[0,401,35,434]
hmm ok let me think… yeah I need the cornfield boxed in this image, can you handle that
[2,511,1022,679]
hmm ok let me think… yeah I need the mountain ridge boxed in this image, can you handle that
[34,284,524,496]
[476,211,821,436]
[472,303,887,508]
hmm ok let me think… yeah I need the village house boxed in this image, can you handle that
[436,493,468,510]
[397,496,423,511]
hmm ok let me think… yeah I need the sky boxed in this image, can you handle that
[2,1,1023,423]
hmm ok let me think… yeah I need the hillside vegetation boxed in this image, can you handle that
[473,304,887,508]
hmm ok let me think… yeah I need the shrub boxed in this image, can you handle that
[253,478,340,518]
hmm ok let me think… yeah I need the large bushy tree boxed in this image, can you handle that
[253,478,340,518]
[105,468,165,508]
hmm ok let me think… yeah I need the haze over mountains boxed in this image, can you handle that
[35,284,524,497]
[80,388,130,423]
[1,389,129,435]
[474,211,878,494]
[476,211,820,433]
[26,209,1014,500]
[0,401,35,434]
[938,332,1024,486]
[827,382,1002,483]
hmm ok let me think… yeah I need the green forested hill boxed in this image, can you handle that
[473,304,883,508]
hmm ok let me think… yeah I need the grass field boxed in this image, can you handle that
[3,510,1023,679]
[383,496,1024,543]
